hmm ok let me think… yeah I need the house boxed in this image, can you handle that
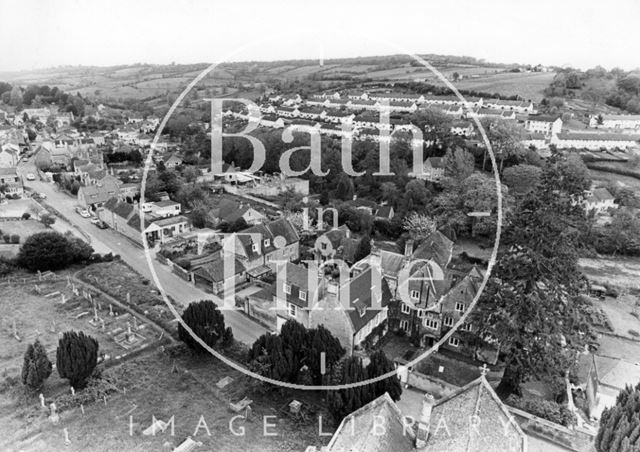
[484,98,535,114]
[223,218,299,271]
[0,167,23,196]
[77,178,120,210]
[420,157,445,182]
[521,133,549,150]
[450,120,474,137]
[315,373,527,452]
[583,354,640,419]
[589,114,640,130]
[314,225,355,262]
[524,115,562,136]
[551,132,640,150]
[270,262,325,331]
[374,205,395,221]
[209,197,265,226]
[162,153,183,168]
[192,257,246,294]
[309,267,391,354]
[119,183,140,201]
[579,188,617,213]
[141,200,182,218]
[143,215,191,244]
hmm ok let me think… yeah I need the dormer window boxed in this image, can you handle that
[283,284,291,295]
[251,243,259,252]
[455,302,465,313]
[411,290,420,300]
[263,239,270,247]
[299,291,307,302]
[400,303,411,315]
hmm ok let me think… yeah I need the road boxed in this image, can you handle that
[17,158,267,344]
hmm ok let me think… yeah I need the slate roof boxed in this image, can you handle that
[194,257,245,283]
[585,188,614,203]
[342,267,392,334]
[412,231,454,270]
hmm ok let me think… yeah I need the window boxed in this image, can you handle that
[448,337,460,347]
[455,302,465,313]
[423,318,439,330]
[321,242,327,250]
[252,243,259,252]
[264,239,270,247]
[461,323,472,332]
[444,316,454,327]
[417,309,425,318]
[399,320,409,332]
[299,291,307,302]
[400,303,411,315]
[411,290,420,300]
[283,284,291,295]
[287,303,296,317]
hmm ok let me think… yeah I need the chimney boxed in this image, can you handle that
[415,393,435,449]
[344,228,351,239]
[404,239,414,257]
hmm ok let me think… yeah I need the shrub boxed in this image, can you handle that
[506,396,576,426]
[21,212,31,220]
[10,234,19,244]
[2,234,9,244]
[16,232,94,271]
[178,300,228,352]
[56,331,99,389]
[21,339,53,390]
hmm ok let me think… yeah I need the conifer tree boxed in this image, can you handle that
[56,331,99,389]
[21,339,52,390]
[178,300,228,352]
[595,383,640,452]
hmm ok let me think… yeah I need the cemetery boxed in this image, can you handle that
[0,276,164,384]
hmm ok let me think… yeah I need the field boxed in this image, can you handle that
[579,256,640,292]
[0,219,47,241]
[448,71,556,101]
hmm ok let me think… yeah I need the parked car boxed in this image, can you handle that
[75,207,91,218]
[90,217,101,225]
[38,193,47,199]
[26,173,36,181]
[95,220,108,229]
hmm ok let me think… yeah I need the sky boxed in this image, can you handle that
[1,0,639,72]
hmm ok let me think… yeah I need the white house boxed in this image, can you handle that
[589,114,640,130]
[524,115,563,136]
[551,132,640,150]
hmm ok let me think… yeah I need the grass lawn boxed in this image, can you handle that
[579,256,640,292]
[0,219,47,242]
[592,294,640,339]
[1,347,334,451]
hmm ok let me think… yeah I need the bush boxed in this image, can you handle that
[178,300,228,352]
[56,331,99,389]
[10,234,19,244]
[2,234,9,244]
[21,339,53,390]
[21,212,31,220]
[506,396,576,426]
[16,232,94,271]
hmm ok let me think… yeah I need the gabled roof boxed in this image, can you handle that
[266,217,299,246]
[342,267,392,333]
[586,188,614,203]
[412,231,454,269]
[326,392,414,452]
[194,257,245,283]
[424,157,445,169]
[426,377,526,451]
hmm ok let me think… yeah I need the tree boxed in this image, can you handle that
[40,213,56,227]
[178,300,228,352]
[380,182,401,208]
[16,232,94,271]
[335,174,354,201]
[327,356,371,423]
[21,339,52,390]
[366,349,402,402]
[403,212,436,240]
[480,117,525,172]
[56,331,99,389]
[473,164,591,397]
[354,235,371,262]
[502,164,542,196]
[443,146,474,180]
[595,383,640,452]
[307,325,345,384]
[452,72,460,82]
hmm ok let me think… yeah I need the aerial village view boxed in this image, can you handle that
[1,0,640,451]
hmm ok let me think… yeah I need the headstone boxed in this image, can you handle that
[49,402,59,424]
[80,404,85,415]
[109,304,114,316]
[133,317,138,330]
[100,318,106,331]
[34,284,40,294]
[63,428,70,445]
[126,292,131,304]
[70,386,75,396]
[67,275,71,287]
[289,400,302,414]
[60,293,66,304]
[39,393,45,408]
[37,270,42,281]
[50,320,56,333]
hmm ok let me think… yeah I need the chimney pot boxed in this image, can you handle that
[405,239,414,257]
[415,393,435,449]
